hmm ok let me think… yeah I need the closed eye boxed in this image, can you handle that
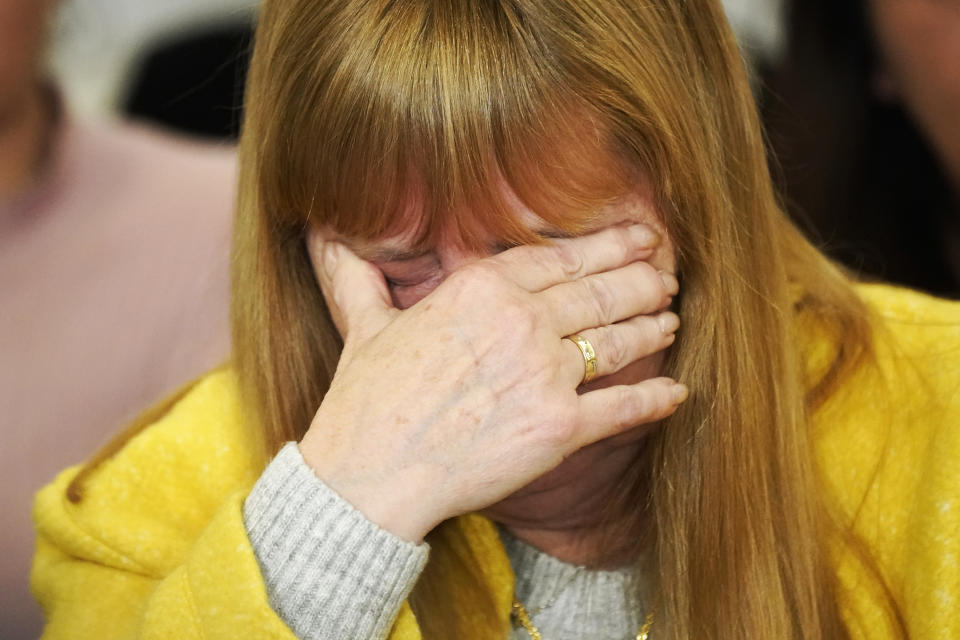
[375,254,440,289]
[382,270,443,290]
[385,277,422,288]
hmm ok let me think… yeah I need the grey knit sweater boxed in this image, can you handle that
[244,443,652,640]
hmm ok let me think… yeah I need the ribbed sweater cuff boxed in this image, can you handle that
[243,442,430,640]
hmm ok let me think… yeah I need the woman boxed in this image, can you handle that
[32,1,959,639]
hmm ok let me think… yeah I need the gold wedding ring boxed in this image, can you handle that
[564,334,598,384]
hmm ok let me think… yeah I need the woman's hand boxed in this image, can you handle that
[298,224,685,542]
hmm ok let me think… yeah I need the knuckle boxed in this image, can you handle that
[584,277,617,322]
[499,301,538,336]
[549,242,585,279]
[526,352,554,378]
[617,388,650,427]
[450,263,504,299]
[600,328,629,372]
[457,262,499,286]
[633,260,657,284]
[634,262,669,302]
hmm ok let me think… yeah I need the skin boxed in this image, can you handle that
[869,0,960,191]
[299,189,684,568]
[0,0,56,201]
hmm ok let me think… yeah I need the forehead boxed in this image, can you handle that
[336,189,662,262]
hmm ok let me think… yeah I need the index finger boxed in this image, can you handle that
[488,224,660,292]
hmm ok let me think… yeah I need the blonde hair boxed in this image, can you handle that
[226,0,897,638]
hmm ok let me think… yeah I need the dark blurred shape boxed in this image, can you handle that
[763,0,960,297]
[123,20,254,140]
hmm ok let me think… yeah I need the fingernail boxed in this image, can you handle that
[630,224,660,249]
[672,383,689,403]
[657,311,680,334]
[658,270,679,295]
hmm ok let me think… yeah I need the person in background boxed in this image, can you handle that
[764,0,960,296]
[0,0,235,637]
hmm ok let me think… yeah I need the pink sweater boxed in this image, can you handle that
[0,114,236,639]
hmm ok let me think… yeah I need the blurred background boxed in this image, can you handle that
[2,0,957,637]
[49,0,259,131]
[49,0,781,123]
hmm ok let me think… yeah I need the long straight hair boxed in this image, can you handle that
[231,1,892,638]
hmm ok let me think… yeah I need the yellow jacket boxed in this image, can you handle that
[32,285,960,639]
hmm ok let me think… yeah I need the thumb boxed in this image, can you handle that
[306,229,395,341]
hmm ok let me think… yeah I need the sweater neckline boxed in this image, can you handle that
[497,525,653,639]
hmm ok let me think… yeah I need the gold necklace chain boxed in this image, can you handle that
[522,566,584,617]
[511,597,655,640]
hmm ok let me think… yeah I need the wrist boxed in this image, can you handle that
[244,443,431,640]
[297,439,439,543]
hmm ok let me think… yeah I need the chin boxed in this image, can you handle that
[484,419,660,516]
